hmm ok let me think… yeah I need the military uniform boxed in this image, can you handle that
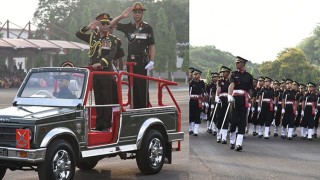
[216,66,231,144]
[251,76,265,136]
[281,79,297,140]
[112,37,125,104]
[257,77,276,139]
[294,84,305,137]
[189,69,205,136]
[229,56,253,151]
[314,92,320,138]
[274,79,286,137]
[205,72,219,134]
[301,82,317,140]
[116,3,155,109]
[76,13,118,131]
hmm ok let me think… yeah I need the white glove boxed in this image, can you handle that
[301,110,304,117]
[227,94,234,102]
[257,107,261,112]
[215,96,221,103]
[145,61,154,70]
[281,108,285,114]
[205,102,209,108]
[251,107,255,113]
[274,106,278,112]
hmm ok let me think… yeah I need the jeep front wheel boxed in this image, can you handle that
[0,167,7,179]
[38,139,75,180]
[136,129,165,175]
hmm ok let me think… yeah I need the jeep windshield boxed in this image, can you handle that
[14,68,89,107]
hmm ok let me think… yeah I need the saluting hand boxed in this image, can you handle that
[122,7,133,18]
[87,20,100,30]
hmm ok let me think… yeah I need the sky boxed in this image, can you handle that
[1,0,320,64]
[0,0,39,30]
[190,0,320,63]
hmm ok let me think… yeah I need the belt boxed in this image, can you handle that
[190,95,201,98]
[232,90,245,96]
[262,99,271,102]
[299,103,302,105]
[306,102,313,106]
[278,102,282,105]
[128,54,145,60]
[286,101,294,105]
[318,103,320,107]
[219,93,228,97]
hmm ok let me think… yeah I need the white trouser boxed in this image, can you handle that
[221,129,228,141]
[230,132,236,144]
[236,134,244,146]
[308,129,314,139]
[264,127,270,138]
[194,124,200,134]
[189,122,195,132]
[288,128,294,138]
[258,125,263,136]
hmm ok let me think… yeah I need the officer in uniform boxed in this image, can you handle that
[300,82,317,140]
[294,83,305,137]
[228,56,253,151]
[76,13,118,131]
[314,89,320,138]
[251,76,265,136]
[110,2,155,109]
[281,79,297,140]
[274,79,286,137]
[257,77,277,139]
[206,72,220,134]
[53,74,77,99]
[248,78,258,124]
[215,66,231,144]
[189,69,205,136]
[189,67,195,82]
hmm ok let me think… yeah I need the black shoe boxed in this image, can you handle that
[222,140,227,144]
[287,137,292,140]
[281,135,286,139]
[230,143,235,149]
[274,133,278,137]
[258,135,263,138]
[189,130,194,135]
[194,133,198,136]
[253,132,257,136]
[217,139,221,143]
[314,134,317,138]
[212,131,217,136]
[235,145,242,151]
[308,138,312,141]
[264,136,269,139]
[303,137,307,140]
[208,129,212,134]
[293,134,297,137]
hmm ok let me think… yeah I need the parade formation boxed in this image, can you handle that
[189,56,320,151]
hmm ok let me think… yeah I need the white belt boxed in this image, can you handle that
[190,95,200,98]
[278,102,282,105]
[219,93,228,97]
[318,103,320,107]
[262,99,271,102]
[286,101,293,105]
[306,102,313,106]
[299,103,302,105]
[233,90,245,94]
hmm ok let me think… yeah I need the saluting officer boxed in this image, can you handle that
[300,82,318,140]
[257,77,277,139]
[189,67,195,83]
[274,79,286,137]
[281,79,297,140]
[251,76,265,136]
[76,13,118,131]
[215,66,231,144]
[228,56,253,151]
[110,2,155,109]
[189,69,206,136]
[206,72,220,134]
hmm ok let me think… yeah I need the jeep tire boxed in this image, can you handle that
[38,139,76,180]
[136,129,165,175]
[0,167,7,179]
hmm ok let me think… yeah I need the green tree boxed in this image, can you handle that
[154,7,169,76]
[167,23,177,80]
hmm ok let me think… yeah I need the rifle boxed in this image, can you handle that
[280,94,287,126]
[220,102,231,132]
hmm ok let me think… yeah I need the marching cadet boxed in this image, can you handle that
[274,79,286,137]
[189,69,206,136]
[206,72,220,134]
[294,83,305,138]
[292,81,300,137]
[247,78,258,134]
[215,66,231,144]
[228,56,253,151]
[314,90,320,138]
[300,82,318,140]
[271,80,279,126]
[257,77,277,139]
[281,79,297,140]
[251,76,265,136]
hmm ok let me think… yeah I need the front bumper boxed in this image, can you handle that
[0,146,46,163]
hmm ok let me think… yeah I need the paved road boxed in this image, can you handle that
[0,86,189,180]
[190,122,320,180]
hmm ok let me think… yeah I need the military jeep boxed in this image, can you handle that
[0,67,183,180]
